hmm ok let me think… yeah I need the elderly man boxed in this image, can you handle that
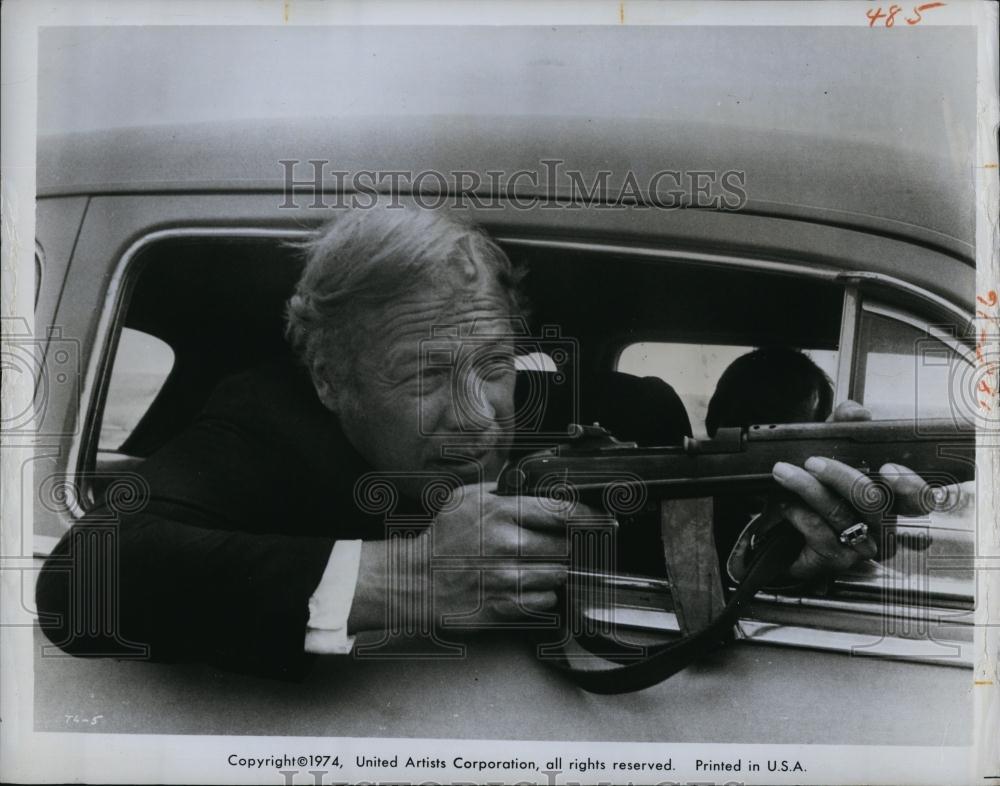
[36,205,927,678]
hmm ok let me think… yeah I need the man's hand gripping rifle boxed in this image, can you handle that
[493,418,974,693]
[497,418,975,636]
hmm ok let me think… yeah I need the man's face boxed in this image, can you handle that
[319,285,517,493]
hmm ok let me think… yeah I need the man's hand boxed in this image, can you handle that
[349,483,604,632]
[770,400,947,580]
[427,482,605,621]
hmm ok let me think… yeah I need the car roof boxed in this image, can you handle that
[37,114,974,263]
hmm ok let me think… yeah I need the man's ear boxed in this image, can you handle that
[309,359,342,414]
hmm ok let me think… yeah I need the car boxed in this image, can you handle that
[25,110,979,743]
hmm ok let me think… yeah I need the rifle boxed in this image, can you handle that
[494,418,976,694]
[497,418,975,501]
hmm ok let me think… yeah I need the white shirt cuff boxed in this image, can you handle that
[304,539,363,654]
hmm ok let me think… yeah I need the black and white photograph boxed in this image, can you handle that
[1,1,998,784]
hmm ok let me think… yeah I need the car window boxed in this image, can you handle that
[617,342,838,437]
[515,351,557,373]
[853,304,967,421]
[98,327,174,451]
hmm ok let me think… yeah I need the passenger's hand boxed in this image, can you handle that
[769,401,945,580]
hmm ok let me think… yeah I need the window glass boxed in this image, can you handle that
[855,309,966,421]
[98,328,174,451]
[617,343,837,437]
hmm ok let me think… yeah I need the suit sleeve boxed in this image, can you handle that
[35,382,338,679]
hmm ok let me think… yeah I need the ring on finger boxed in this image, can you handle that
[838,522,870,547]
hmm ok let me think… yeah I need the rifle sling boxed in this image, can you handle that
[546,521,805,695]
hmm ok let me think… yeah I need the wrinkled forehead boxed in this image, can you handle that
[369,285,517,361]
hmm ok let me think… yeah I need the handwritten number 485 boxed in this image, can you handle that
[867,2,945,27]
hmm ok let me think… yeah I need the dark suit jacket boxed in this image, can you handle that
[36,359,690,678]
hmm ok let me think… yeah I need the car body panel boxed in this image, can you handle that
[33,196,88,341]
[31,627,970,744]
[37,116,974,261]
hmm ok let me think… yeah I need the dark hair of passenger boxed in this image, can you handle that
[705,346,834,437]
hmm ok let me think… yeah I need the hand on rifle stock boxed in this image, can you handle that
[743,401,962,582]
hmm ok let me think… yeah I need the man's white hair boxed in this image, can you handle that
[285,205,525,388]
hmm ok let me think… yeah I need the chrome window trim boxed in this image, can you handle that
[582,605,972,668]
[500,237,844,281]
[603,574,973,621]
[839,269,973,331]
[751,588,973,618]
[834,284,861,402]
[34,240,44,308]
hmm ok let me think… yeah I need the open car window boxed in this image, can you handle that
[98,328,174,452]
[618,342,838,438]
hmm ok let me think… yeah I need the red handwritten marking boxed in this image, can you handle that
[868,1,944,26]
[867,6,887,25]
[974,291,999,412]
[906,2,945,23]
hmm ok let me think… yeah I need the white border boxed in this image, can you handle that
[2,2,997,784]
[972,0,1000,779]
